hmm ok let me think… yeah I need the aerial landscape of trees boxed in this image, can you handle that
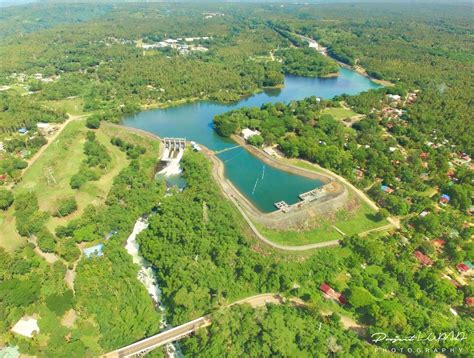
[0,2,472,357]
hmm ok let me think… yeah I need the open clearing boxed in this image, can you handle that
[0,121,162,251]
[15,119,129,232]
[45,97,85,116]
[323,107,358,120]
[0,207,25,251]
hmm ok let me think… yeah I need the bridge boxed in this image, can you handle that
[103,316,211,358]
[103,294,288,358]
[214,144,242,155]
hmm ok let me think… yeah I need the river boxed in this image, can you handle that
[123,68,380,212]
[125,217,180,357]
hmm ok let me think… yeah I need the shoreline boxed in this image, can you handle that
[139,83,285,111]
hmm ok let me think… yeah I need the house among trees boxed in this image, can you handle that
[241,128,261,141]
[380,185,394,194]
[414,250,433,267]
[11,316,39,338]
[18,127,28,135]
[439,194,451,205]
[319,283,347,305]
[456,261,473,276]
[431,239,446,252]
[83,244,104,258]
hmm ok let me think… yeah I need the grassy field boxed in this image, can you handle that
[100,124,161,175]
[0,121,162,251]
[323,107,358,120]
[45,97,85,116]
[0,207,25,251]
[255,198,388,246]
[15,119,129,232]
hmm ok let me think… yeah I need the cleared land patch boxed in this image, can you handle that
[323,107,358,120]
[0,122,161,251]
[0,207,25,251]
[45,97,85,116]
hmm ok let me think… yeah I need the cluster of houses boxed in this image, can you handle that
[32,73,60,83]
[379,91,418,131]
[413,234,473,310]
[140,37,210,55]
[203,12,225,19]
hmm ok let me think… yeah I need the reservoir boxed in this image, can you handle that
[123,68,380,212]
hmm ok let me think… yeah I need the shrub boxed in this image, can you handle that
[0,189,14,210]
[53,197,78,217]
[247,134,264,147]
[37,229,56,253]
[70,169,99,189]
[46,290,74,316]
[85,115,101,129]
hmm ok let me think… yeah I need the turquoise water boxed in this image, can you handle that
[123,68,380,212]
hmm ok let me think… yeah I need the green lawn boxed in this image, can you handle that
[323,107,358,120]
[257,220,342,245]
[255,198,387,246]
[100,123,161,176]
[0,207,26,251]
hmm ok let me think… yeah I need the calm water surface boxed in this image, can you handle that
[123,68,380,212]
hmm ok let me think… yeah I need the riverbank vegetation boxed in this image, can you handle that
[181,304,380,357]
[276,48,339,78]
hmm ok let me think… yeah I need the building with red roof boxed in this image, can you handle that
[414,251,433,267]
[457,263,469,273]
[320,283,346,305]
[466,297,474,307]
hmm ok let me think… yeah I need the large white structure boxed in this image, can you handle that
[11,316,40,338]
[241,128,261,140]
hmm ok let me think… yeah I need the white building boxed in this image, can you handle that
[387,94,401,102]
[36,122,50,134]
[11,316,40,338]
[241,128,261,140]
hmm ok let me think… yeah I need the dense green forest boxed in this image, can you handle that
[276,48,339,77]
[181,304,381,357]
